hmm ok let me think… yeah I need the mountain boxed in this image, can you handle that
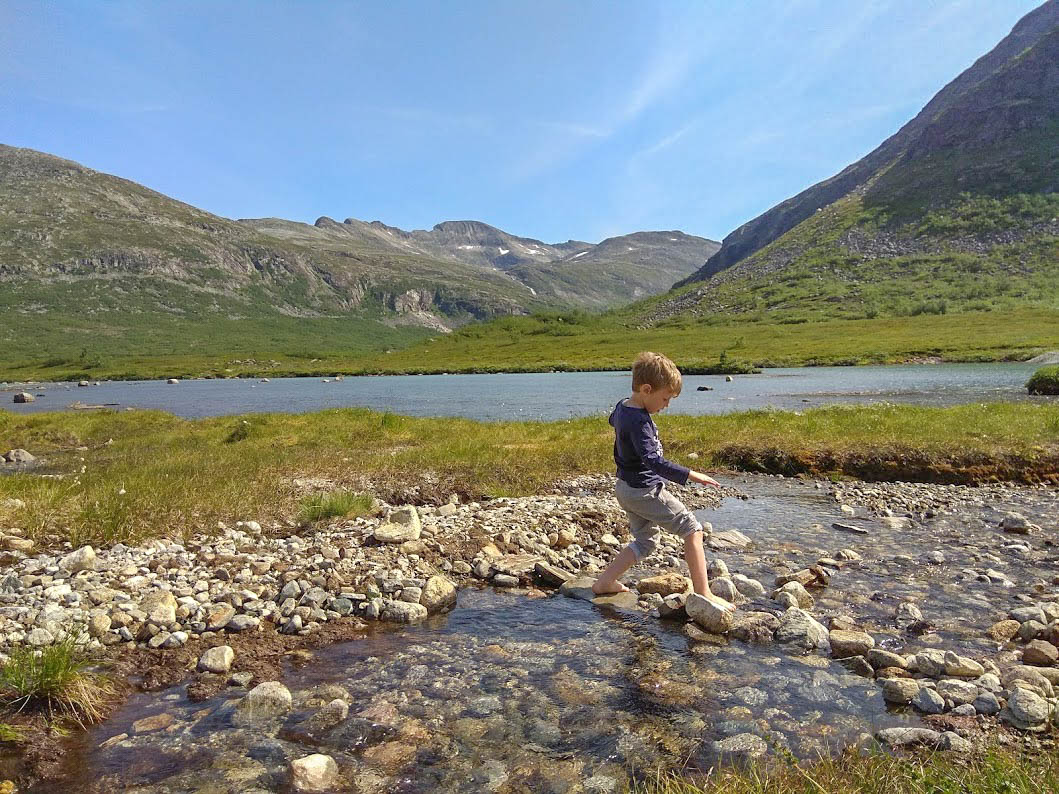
[661,0,1059,324]
[0,144,719,342]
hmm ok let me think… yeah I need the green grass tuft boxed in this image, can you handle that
[1027,365,1059,395]
[297,489,375,524]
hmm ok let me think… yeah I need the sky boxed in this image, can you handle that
[0,0,1045,244]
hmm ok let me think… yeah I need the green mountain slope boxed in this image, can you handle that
[671,0,1059,309]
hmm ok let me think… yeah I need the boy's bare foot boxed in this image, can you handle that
[700,593,737,612]
[592,580,630,595]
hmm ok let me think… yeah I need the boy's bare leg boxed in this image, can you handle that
[592,546,637,594]
[685,531,735,610]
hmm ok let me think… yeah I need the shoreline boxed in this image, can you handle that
[1,473,1057,789]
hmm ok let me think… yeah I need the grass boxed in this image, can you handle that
[297,489,376,524]
[627,745,1059,794]
[1027,365,1059,395]
[1,401,1057,547]
[0,630,115,725]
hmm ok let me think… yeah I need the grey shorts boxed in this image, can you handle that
[615,478,703,561]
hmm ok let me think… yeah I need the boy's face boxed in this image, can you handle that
[637,384,678,414]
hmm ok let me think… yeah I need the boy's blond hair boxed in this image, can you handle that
[631,351,682,394]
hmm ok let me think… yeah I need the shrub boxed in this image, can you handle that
[1027,365,1059,395]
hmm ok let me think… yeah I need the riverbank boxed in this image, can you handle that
[0,473,1056,790]
[2,402,1058,548]
[3,307,1057,383]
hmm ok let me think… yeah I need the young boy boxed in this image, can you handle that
[592,351,733,610]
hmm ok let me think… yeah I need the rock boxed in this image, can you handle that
[828,630,875,659]
[59,545,96,573]
[492,574,519,587]
[973,691,1002,715]
[987,620,1021,642]
[233,681,293,725]
[166,378,179,384]
[4,448,35,463]
[226,615,258,632]
[1000,687,1051,731]
[707,559,730,579]
[140,590,177,624]
[87,613,111,638]
[420,575,457,614]
[637,573,689,597]
[438,503,457,517]
[712,732,767,761]
[731,574,766,598]
[374,518,421,544]
[912,649,983,678]
[290,753,339,792]
[26,628,54,646]
[533,561,572,587]
[2,536,34,552]
[382,601,428,623]
[879,677,921,704]
[939,731,974,753]
[13,393,34,404]
[1000,513,1037,534]
[206,604,237,631]
[729,611,779,644]
[559,577,597,602]
[832,522,869,535]
[707,530,751,550]
[491,553,542,580]
[775,569,815,588]
[657,593,687,620]
[1003,666,1056,697]
[1009,606,1046,624]
[709,577,740,603]
[131,713,174,734]
[773,581,814,610]
[774,608,830,652]
[841,655,875,677]
[867,649,908,670]
[199,645,235,674]
[875,727,941,748]
[686,594,734,634]
[936,679,978,706]
[555,528,575,548]
[912,686,946,714]
[1019,620,1046,641]
[1023,640,1059,667]
[943,651,985,678]
[894,601,923,630]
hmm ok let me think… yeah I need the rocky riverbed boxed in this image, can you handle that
[1,473,1057,792]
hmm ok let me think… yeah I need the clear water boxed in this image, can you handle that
[3,363,1044,421]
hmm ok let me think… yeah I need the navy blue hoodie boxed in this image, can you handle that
[609,399,690,488]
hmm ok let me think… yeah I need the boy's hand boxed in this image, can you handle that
[689,471,722,489]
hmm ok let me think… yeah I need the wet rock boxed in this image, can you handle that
[730,611,780,644]
[686,594,734,634]
[774,608,829,652]
[559,577,597,601]
[290,753,339,792]
[59,545,96,573]
[492,574,519,587]
[731,574,766,598]
[1000,687,1052,731]
[829,630,874,659]
[637,573,689,597]
[233,681,293,725]
[894,602,923,630]
[712,732,767,762]
[879,677,920,704]
[420,575,457,614]
[131,712,175,734]
[1023,640,1059,667]
[710,577,740,603]
[657,593,688,620]
[987,620,1021,642]
[1000,513,1038,534]
[912,649,983,678]
[1019,620,1046,641]
[875,727,941,748]
[832,522,868,535]
[708,530,751,550]
[382,601,428,623]
[199,645,235,674]
[592,590,640,610]
[533,561,572,587]
[1009,606,1046,624]
[773,581,814,610]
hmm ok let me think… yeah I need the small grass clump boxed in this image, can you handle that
[1027,365,1059,395]
[297,489,375,524]
[627,745,1059,794]
[0,631,115,725]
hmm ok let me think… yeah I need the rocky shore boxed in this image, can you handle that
[1,474,1057,790]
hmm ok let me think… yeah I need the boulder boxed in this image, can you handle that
[637,573,689,597]
[774,608,829,652]
[874,727,941,748]
[772,581,813,610]
[987,619,1021,642]
[828,630,874,659]
[879,677,921,704]
[420,575,458,614]
[936,679,978,706]
[233,681,292,725]
[59,545,96,573]
[729,611,780,644]
[711,733,767,762]
[657,593,688,620]
[912,686,946,714]
[533,561,573,587]
[198,645,235,674]
[13,393,34,404]
[290,754,339,793]
[4,448,35,463]
[374,507,422,543]
[867,648,907,670]
[139,590,177,624]
[1023,640,1059,667]
[731,574,766,598]
[381,601,428,623]
[1000,687,1052,731]
[686,594,734,634]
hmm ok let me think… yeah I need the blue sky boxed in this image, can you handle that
[0,1,1043,244]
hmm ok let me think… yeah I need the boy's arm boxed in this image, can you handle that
[688,470,722,489]
[630,418,691,485]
